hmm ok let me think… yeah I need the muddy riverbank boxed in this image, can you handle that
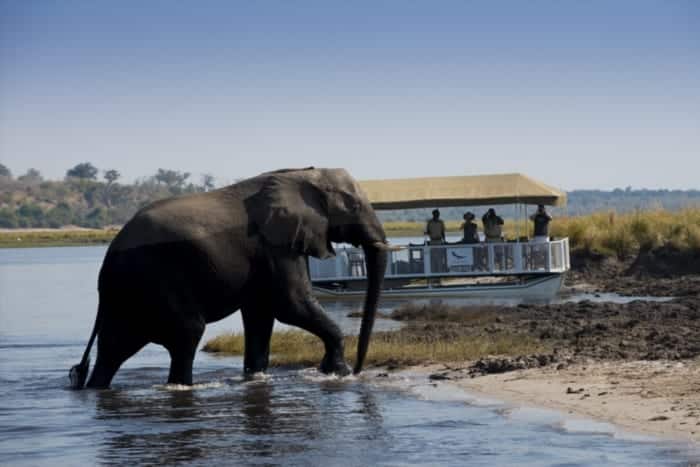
[383,246,700,441]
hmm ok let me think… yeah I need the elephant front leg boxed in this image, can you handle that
[241,307,274,375]
[276,299,349,376]
[273,257,351,376]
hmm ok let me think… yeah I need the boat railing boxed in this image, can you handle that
[309,237,570,281]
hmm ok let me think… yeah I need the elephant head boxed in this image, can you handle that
[247,167,388,374]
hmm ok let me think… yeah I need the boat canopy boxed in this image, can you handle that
[358,173,567,210]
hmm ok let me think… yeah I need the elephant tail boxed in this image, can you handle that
[69,303,103,390]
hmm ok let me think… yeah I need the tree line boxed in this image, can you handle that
[1,162,699,229]
[0,163,216,228]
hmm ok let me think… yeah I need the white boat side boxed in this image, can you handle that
[309,238,571,300]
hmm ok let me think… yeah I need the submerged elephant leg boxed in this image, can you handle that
[165,319,205,385]
[272,257,349,375]
[241,305,274,375]
[87,329,147,389]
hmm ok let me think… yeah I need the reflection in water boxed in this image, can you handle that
[240,380,274,436]
[96,389,208,465]
[91,371,388,466]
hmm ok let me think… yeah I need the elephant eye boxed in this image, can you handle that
[347,199,361,213]
[339,192,360,213]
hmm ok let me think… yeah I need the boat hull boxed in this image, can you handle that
[313,273,564,300]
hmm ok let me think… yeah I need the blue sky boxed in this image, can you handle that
[1,1,698,189]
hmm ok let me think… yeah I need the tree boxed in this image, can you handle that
[201,173,215,192]
[66,162,98,180]
[0,208,18,228]
[17,168,43,184]
[46,203,73,228]
[84,207,109,228]
[154,168,191,194]
[103,169,121,185]
[101,169,121,207]
[16,203,45,227]
[82,183,102,208]
[0,163,11,178]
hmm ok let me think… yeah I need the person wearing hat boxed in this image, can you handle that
[482,208,504,242]
[530,204,552,243]
[460,211,479,244]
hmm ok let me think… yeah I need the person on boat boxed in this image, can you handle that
[460,211,479,244]
[425,209,447,275]
[530,204,552,243]
[482,208,504,242]
[425,209,446,245]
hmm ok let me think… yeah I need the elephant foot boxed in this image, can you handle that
[243,370,269,381]
[320,354,351,376]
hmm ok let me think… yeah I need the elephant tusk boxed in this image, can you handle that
[372,241,404,252]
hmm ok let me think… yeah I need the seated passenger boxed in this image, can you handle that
[460,211,479,244]
[482,208,504,243]
[530,204,552,243]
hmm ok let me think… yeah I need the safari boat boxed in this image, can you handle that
[309,173,570,300]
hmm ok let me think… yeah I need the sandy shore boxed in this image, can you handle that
[410,358,700,443]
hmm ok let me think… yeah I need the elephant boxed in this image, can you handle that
[69,167,388,389]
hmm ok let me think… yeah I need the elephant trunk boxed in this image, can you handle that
[353,244,387,374]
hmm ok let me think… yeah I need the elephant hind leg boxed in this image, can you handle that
[165,319,205,386]
[86,332,147,389]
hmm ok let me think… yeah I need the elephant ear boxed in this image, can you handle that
[247,174,334,259]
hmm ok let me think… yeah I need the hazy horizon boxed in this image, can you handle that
[2,2,698,190]
[3,161,700,193]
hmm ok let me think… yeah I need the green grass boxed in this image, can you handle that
[202,329,548,368]
[0,229,118,248]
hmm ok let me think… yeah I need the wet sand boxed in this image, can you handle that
[409,359,700,442]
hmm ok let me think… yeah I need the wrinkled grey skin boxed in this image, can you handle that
[70,167,388,389]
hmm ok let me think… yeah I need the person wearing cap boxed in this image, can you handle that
[425,209,446,245]
[460,211,479,244]
[530,204,552,243]
[482,208,504,242]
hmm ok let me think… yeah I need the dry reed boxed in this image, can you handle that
[202,329,547,368]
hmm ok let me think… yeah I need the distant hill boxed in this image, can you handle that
[377,188,700,223]
[0,164,698,228]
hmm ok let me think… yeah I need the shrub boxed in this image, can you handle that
[16,203,45,227]
[0,208,18,228]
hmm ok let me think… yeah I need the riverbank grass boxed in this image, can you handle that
[202,329,548,368]
[0,228,118,248]
[384,208,700,258]
[2,208,697,254]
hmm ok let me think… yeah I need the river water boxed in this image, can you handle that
[0,246,697,466]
